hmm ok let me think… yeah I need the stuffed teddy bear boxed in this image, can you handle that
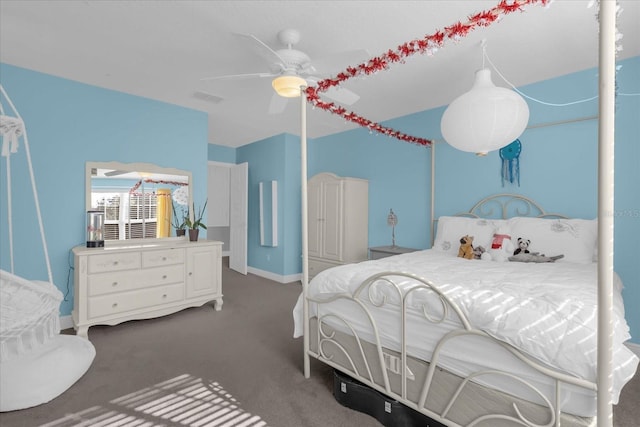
[484,227,514,262]
[457,235,475,260]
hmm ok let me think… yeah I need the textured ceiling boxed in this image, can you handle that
[1,1,638,147]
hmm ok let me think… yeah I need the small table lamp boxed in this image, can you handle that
[387,208,398,248]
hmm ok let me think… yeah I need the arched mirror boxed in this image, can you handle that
[85,161,192,241]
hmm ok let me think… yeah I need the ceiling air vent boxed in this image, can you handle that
[193,91,223,104]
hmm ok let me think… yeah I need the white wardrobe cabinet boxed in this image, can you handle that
[307,173,368,278]
[72,239,222,339]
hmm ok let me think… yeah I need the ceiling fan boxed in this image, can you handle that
[201,29,369,114]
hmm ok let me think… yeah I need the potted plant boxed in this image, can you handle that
[184,200,207,241]
[171,201,188,237]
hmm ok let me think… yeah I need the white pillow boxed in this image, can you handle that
[433,216,502,256]
[507,217,598,264]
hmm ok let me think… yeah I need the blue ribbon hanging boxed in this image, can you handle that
[500,139,522,187]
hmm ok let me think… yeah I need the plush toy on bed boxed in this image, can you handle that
[509,237,565,263]
[513,237,531,255]
[473,245,487,260]
[484,227,515,262]
[457,235,475,260]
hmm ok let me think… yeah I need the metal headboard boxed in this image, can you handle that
[461,193,569,220]
[431,193,569,245]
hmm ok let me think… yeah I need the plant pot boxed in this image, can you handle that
[176,229,186,237]
[188,229,199,242]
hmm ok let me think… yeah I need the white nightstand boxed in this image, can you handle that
[369,245,418,260]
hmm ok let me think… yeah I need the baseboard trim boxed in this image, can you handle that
[627,342,640,357]
[60,315,74,331]
[247,266,301,284]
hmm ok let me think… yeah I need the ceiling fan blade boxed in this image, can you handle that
[307,49,371,76]
[307,77,360,106]
[201,72,276,82]
[234,32,286,69]
[323,86,360,106]
[268,92,289,115]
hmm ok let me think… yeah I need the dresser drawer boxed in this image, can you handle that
[88,265,184,296]
[88,252,141,273]
[142,248,185,267]
[88,283,184,318]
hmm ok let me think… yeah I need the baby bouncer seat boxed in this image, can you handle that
[0,84,95,411]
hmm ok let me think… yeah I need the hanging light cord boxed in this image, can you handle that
[483,51,640,107]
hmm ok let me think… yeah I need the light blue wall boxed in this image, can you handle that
[209,56,640,345]
[309,125,432,250]
[0,63,209,317]
[208,143,236,164]
[235,134,301,276]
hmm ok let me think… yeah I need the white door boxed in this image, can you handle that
[207,163,230,227]
[229,162,248,274]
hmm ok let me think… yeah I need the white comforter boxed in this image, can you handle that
[293,250,639,404]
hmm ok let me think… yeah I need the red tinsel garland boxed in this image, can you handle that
[305,0,549,147]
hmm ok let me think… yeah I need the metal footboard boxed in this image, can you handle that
[305,271,597,427]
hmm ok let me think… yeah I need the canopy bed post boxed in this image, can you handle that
[597,1,616,426]
[430,142,435,246]
[300,86,311,378]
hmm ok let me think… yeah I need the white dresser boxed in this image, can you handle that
[72,239,222,338]
[307,173,369,279]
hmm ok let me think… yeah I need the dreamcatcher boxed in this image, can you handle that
[500,139,522,187]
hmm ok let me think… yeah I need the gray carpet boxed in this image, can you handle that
[0,258,638,426]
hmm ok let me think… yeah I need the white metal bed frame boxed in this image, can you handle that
[298,3,618,426]
[304,194,596,427]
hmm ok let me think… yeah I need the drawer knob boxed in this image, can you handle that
[188,272,193,276]
[113,261,119,265]
[112,282,118,287]
[162,294,167,298]
[162,275,167,279]
[162,257,167,261]
[112,303,118,308]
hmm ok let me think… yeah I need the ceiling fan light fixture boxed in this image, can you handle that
[272,74,306,98]
[440,68,529,154]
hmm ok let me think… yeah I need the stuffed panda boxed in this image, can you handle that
[513,237,531,256]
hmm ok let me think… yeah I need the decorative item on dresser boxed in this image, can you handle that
[185,200,208,242]
[72,238,222,339]
[307,173,368,279]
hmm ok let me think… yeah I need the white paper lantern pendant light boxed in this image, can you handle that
[441,66,529,156]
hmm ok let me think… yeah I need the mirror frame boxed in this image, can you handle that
[85,161,193,239]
